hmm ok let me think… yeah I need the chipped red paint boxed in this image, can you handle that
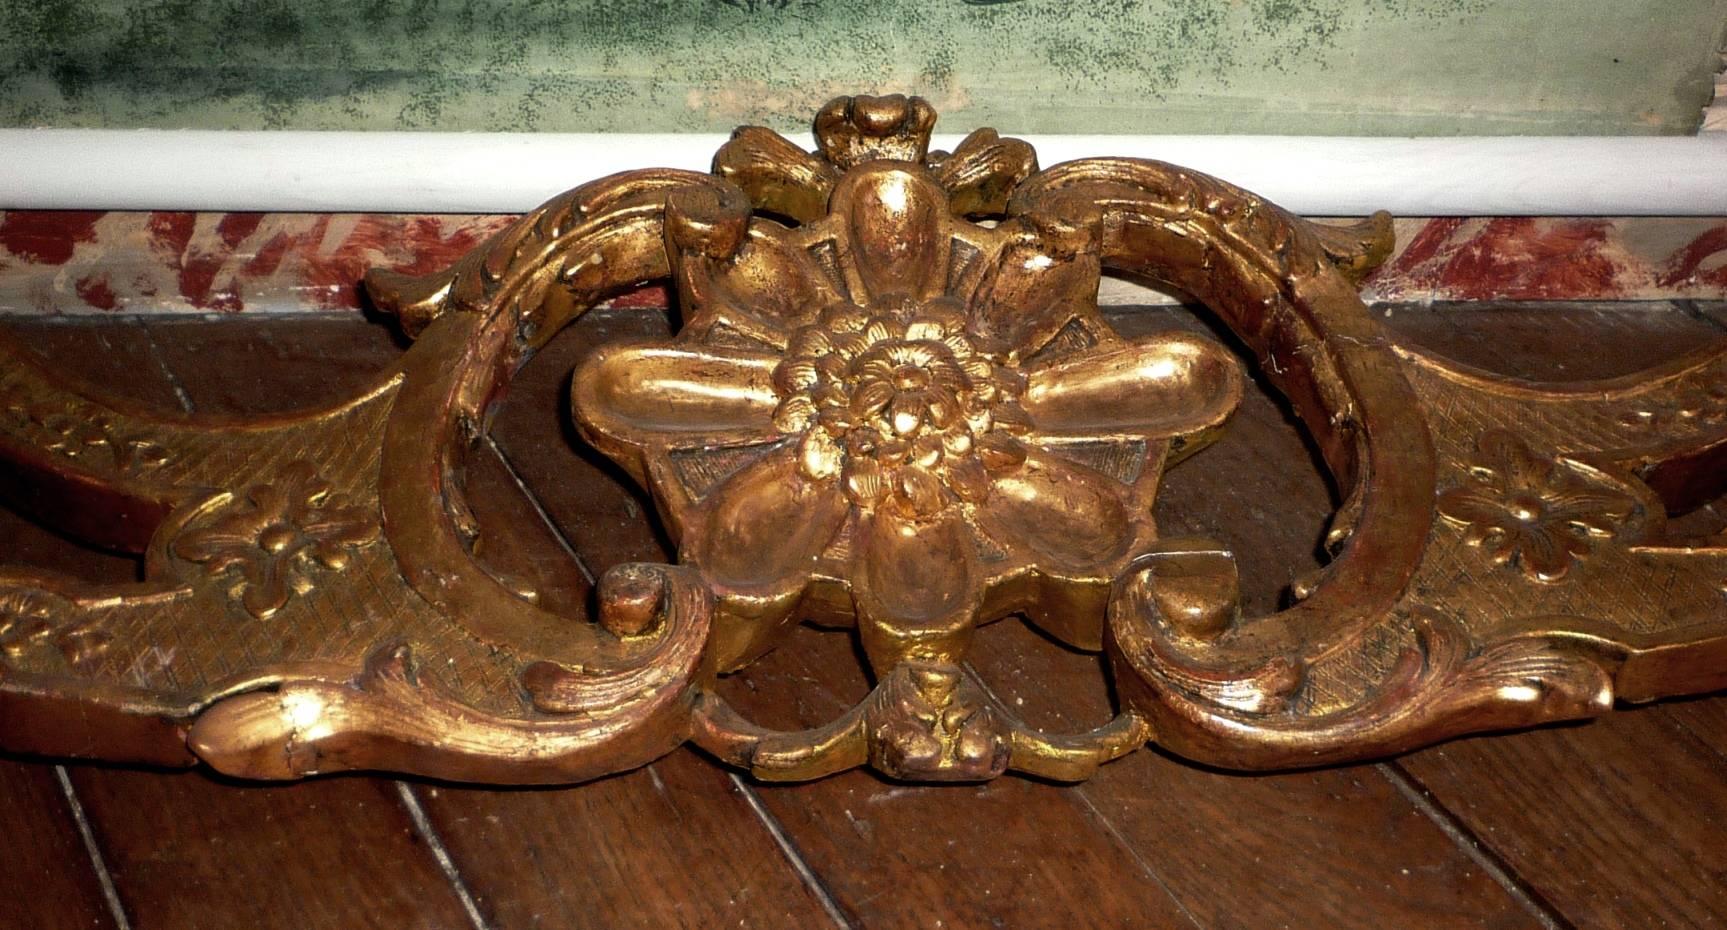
[146,211,196,259]
[1439,218,1619,301]
[608,284,672,308]
[0,211,1722,316]
[240,217,326,281]
[294,214,504,310]
[1658,224,1727,289]
[1359,216,1727,304]
[1381,217,1465,274]
[73,275,118,311]
[0,211,105,265]
[216,213,266,248]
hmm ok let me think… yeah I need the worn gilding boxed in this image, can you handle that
[0,95,1724,785]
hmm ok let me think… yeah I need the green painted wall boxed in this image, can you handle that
[2,1,1723,135]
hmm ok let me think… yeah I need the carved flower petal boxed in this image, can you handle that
[572,343,783,484]
[774,358,820,395]
[925,392,958,429]
[933,128,1039,216]
[799,427,844,481]
[1476,430,1546,491]
[910,433,944,468]
[712,126,838,224]
[829,164,951,302]
[862,317,901,347]
[888,394,927,436]
[947,455,991,503]
[239,559,290,620]
[688,446,848,611]
[1436,488,1511,529]
[678,225,837,346]
[966,236,1103,354]
[773,395,817,433]
[855,354,896,384]
[852,507,983,670]
[844,455,891,506]
[820,302,872,333]
[1546,489,1636,535]
[1021,331,1244,445]
[1517,528,1585,583]
[905,303,962,341]
[975,433,1027,472]
[973,448,1141,576]
[814,94,937,170]
[789,327,834,359]
[850,379,896,418]
[896,464,947,516]
[173,526,261,565]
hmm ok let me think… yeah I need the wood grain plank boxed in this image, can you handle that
[496,308,1204,928]
[0,761,120,930]
[31,318,480,930]
[67,770,478,930]
[460,439,594,621]
[1,317,187,414]
[136,315,407,415]
[944,306,1551,929]
[720,627,1206,930]
[487,307,678,575]
[425,309,843,929]
[4,299,1724,929]
[414,753,839,930]
[1383,301,1725,383]
[1395,712,1727,929]
[0,504,130,930]
[1693,300,1727,331]
[969,618,1553,930]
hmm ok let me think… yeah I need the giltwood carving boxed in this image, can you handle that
[1,95,1723,784]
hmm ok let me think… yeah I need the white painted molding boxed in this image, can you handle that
[1,129,1723,215]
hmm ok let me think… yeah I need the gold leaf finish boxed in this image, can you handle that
[0,94,1723,786]
[1436,431,1643,583]
[574,148,1244,685]
[172,460,381,619]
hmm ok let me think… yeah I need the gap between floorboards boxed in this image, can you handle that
[1378,762,1574,930]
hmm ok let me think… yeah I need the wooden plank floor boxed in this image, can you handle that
[2,300,1725,930]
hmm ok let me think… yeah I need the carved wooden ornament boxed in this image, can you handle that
[2,96,1725,785]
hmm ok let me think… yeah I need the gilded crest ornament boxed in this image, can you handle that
[0,95,1723,785]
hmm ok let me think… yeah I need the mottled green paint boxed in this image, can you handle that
[1,0,1723,135]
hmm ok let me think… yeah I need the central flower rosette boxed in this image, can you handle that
[775,297,1029,517]
[572,107,1245,677]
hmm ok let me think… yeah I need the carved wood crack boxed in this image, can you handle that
[0,94,1723,785]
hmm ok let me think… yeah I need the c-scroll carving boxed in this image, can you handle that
[0,93,1721,787]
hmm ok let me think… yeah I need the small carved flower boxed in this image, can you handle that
[1617,378,1727,434]
[0,589,109,670]
[773,296,1030,517]
[867,663,1009,781]
[1437,431,1641,583]
[173,461,378,619]
[34,408,167,472]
